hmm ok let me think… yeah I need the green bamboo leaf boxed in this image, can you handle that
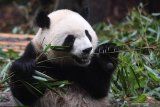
[43,43,51,53]
[0,62,11,80]
[50,46,70,51]
[140,15,152,23]
[50,80,71,87]
[152,13,160,16]
[156,26,160,41]
[32,76,47,81]
[147,28,157,34]
[133,94,147,103]
[130,66,141,89]
[34,70,54,80]
[144,65,160,81]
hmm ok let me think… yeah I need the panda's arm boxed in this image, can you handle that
[9,42,43,106]
[81,43,119,98]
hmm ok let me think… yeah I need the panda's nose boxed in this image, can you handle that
[82,47,92,54]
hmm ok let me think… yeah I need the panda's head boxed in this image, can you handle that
[33,9,98,66]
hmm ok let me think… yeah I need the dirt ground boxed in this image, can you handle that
[0,91,16,106]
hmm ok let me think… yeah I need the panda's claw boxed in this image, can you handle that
[107,47,109,52]
[114,48,116,52]
[103,50,105,54]
[105,50,107,53]
[96,43,119,58]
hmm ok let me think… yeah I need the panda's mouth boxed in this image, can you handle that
[73,55,90,65]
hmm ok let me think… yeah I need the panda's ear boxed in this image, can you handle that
[35,11,50,28]
[80,7,89,21]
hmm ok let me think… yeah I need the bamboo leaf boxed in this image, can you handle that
[133,94,147,103]
[144,65,160,81]
[34,70,54,80]
[50,46,70,51]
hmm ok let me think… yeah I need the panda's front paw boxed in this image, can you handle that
[96,43,119,58]
[25,60,36,75]
[95,43,119,70]
[11,59,36,77]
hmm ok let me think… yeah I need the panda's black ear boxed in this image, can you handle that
[80,7,89,21]
[35,11,50,28]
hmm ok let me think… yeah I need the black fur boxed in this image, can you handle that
[62,35,75,51]
[39,0,53,6]
[85,30,92,41]
[9,42,119,106]
[36,11,50,28]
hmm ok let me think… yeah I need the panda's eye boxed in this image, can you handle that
[63,35,75,51]
[85,30,92,42]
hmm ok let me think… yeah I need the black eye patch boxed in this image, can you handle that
[62,35,75,51]
[85,30,92,42]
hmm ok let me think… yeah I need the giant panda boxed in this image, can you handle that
[9,9,119,107]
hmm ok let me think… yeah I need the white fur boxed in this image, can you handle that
[34,85,111,107]
[71,35,92,57]
[32,9,98,64]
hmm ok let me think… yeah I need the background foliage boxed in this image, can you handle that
[94,7,160,105]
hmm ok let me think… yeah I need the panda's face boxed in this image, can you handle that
[45,26,97,66]
[61,30,93,66]
[33,10,98,66]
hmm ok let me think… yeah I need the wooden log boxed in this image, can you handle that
[0,33,33,52]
